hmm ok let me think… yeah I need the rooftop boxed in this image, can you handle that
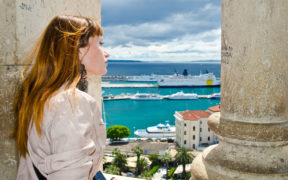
[208,104,220,112]
[179,110,210,121]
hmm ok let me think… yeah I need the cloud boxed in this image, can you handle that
[105,28,221,61]
[101,0,221,61]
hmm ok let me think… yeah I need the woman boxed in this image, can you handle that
[13,15,109,180]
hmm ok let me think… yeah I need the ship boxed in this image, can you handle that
[158,70,220,87]
[130,93,162,100]
[134,121,176,138]
[167,91,198,100]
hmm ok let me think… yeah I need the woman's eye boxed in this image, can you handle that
[99,41,104,46]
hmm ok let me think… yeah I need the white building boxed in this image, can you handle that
[174,110,215,150]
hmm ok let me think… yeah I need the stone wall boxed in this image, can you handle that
[0,0,101,179]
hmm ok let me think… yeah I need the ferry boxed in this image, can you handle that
[158,73,220,87]
[130,93,162,100]
[167,91,198,100]
[134,121,176,138]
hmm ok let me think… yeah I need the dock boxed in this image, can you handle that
[101,83,158,88]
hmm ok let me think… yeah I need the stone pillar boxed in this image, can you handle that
[191,0,288,179]
[0,0,101,179]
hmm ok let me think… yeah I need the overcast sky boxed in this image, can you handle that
[101,0,221,62]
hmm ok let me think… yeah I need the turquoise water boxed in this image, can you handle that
[103,87,220,137]
[103,86,220,96]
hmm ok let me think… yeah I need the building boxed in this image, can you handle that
[174,110,215,150]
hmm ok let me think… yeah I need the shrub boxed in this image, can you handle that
[167,167,176,179]
[148,165,160,176]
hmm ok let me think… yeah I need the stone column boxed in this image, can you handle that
[191,0,288,179]
[0,0,101,179]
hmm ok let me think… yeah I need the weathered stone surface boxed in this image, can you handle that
[0,65,21,180]
[191,0,288,179]
[0,0,101,179]
[208,113,288,142]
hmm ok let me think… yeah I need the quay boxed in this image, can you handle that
[103,94,211,101]
[101,83,158,88]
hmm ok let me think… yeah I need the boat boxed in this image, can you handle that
[208,93,221,99]
[157,72,220,87]
[130,93,162,100]
[134,121,176,138]
[167,91,198,100]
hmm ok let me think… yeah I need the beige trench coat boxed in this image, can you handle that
[16,87,106,180]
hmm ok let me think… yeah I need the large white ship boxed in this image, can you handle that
[134,121,176,138]
[158,73,220,87]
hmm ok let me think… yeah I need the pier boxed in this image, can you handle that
[101,83,158,88]
[103,94,212,101]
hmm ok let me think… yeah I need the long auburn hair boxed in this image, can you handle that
[13,15,103,157]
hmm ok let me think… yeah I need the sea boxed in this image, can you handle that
[102,61,221,137]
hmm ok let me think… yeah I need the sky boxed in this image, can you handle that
[101,0,221,62]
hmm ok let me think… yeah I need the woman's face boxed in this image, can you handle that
[79,36,110,75]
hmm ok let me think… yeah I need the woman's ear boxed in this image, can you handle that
[78,46,89,61]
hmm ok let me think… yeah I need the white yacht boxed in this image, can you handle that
[167,91,198,100]
[134,121,176,138]
[208,93,221,99]
[130,93,162,100]
[158,73,220,87]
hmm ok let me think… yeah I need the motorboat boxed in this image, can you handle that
[130,93,162,100]
[167,91,198,100]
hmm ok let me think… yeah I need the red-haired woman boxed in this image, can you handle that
[13,15,109,180]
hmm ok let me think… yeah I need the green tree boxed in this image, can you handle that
[133,146,144,175]
[112,148,121,155]
[148,153,160,166]
[175,148,194,180]
[161,152,172,179]
[112,148,127,175]
[107,125,130,141]
[104,165,120,175]
[137,158,149,176]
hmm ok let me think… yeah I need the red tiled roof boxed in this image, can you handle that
[179,110,210,121]
[208,104,221,112]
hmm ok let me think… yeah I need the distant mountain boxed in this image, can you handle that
[107,59,221,63]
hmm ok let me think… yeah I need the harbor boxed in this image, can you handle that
[103,93,216,101]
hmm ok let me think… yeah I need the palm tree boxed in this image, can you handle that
[148,153,160,166]
[161,152,172,179]
[175,147,194,179]
[133,146,144,175]
[104,165,120,175]
[112,148,127,175]
[137,158,149,175]
[112,148,121,155]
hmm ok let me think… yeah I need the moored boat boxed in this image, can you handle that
[167,91,198,100]
[134,121,175,138]
[158,73,220,87]
[130,93,162,100]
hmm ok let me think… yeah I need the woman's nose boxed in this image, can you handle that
[104,50,110,58]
